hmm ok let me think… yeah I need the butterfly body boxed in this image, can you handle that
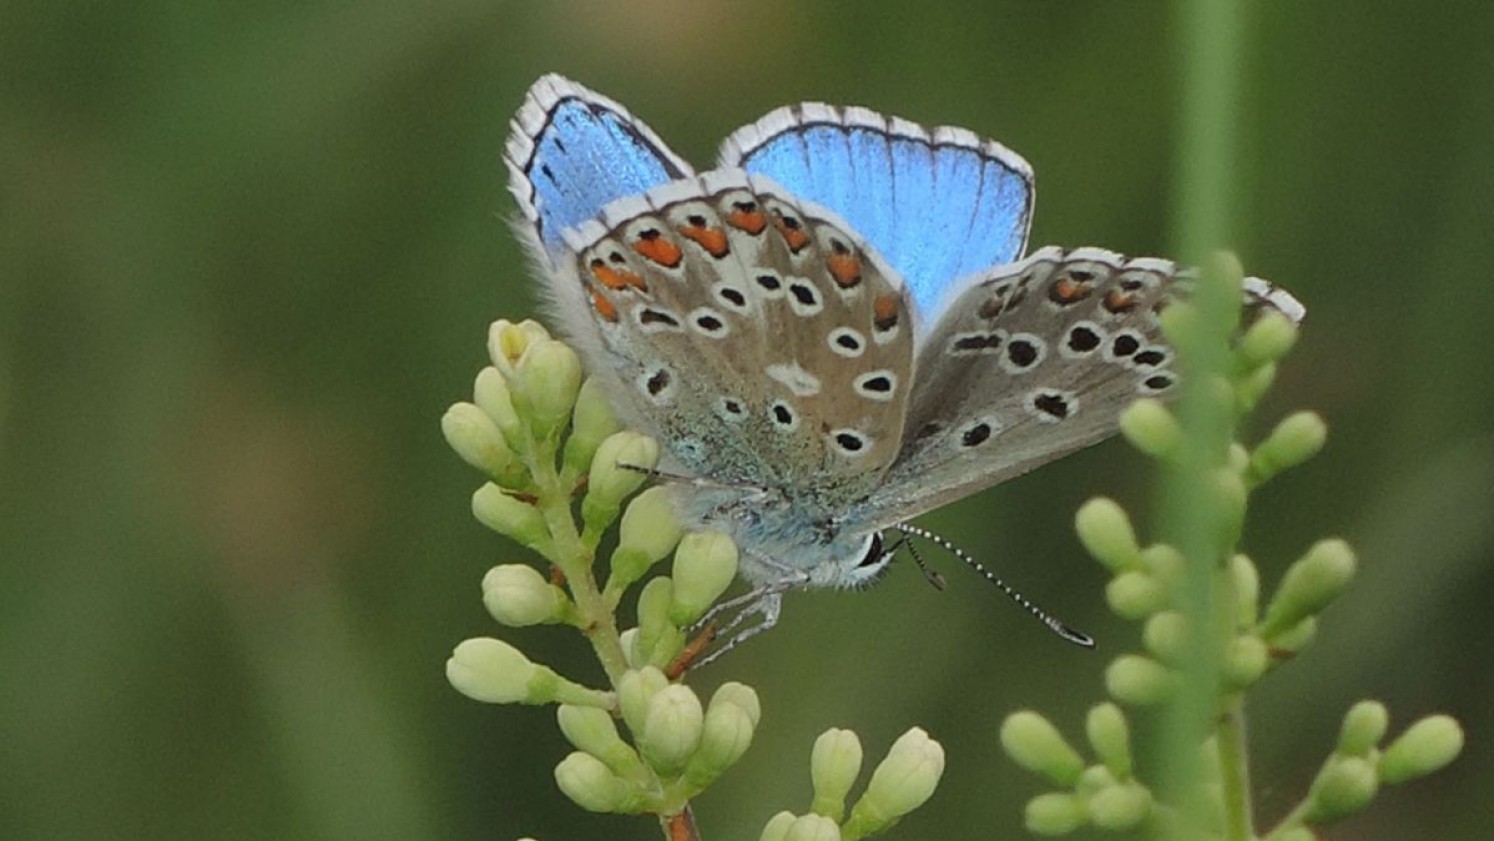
[505,74,1304,609]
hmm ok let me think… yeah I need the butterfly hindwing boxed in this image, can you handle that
[559,170,915,499]
[853,247,1305,527]
[720,104,1035,319]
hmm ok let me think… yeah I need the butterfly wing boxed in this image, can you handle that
[506,74,694,256]
[719,105,1034,320]
[553,170,916,498]
[851,247,1305,526]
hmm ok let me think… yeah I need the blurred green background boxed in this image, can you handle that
[4,1,1492,839]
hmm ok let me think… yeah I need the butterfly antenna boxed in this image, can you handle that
[903,538,947,590]
[893,523,1096,649]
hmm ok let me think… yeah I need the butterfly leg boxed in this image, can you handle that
[668,574,805,673]
[681,590,783,671]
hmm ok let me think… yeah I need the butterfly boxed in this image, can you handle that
[504,74,1303,654]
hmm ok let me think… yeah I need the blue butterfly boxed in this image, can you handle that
[505,74,1303,654]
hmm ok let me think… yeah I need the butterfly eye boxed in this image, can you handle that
[855,532,886,568]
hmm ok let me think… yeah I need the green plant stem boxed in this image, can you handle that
[526,438,631,684]
[1160,0,1254,835]
[526,432,690,841]
[1216,699,1255,841]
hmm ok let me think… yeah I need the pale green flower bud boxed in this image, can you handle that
[554,750,645,813]
[482,564,567,627]
[557,704,645,779]
[843,727,944,837]
[1238,310,1299,367]
[1075,498,1141,572]
[634,576,684,668]
[445,638,608,707]
[759,811,796,841]
[618,627,641,668]
[1074,765,1119,799]
[783,815,841,841]
[1085,703,1132,779]
[1105,654,1175,706]
[1270,829,1317,841]
[1269,616,1318,653]
[1119,399,1181,459]
[1250,411,1327,484]
[1224,634,1269,688]
[1001,712,1084,786]
[1141,611,1188,664]
[472,484,549,551]
[563,378,620,477]
[515,339,582,438]
[1261,539,1356,637]
[639,684,704,776]
[610,487,684,593]
[1306,756,1378,823]
[617,666,668,735]
[488,319,551,378]
[1227,441,1251,475]
[447,637,534,704]
[1106,572,1168,620]
[1086,781,1152,831]
[670,530,740,625]
[810,728,863,821]
[474,367,524,451]
[1024,792,1087,835]
[1337,700,1389,757]
[1379,715,1463,785]
[1142,543,1186,586]
[443,402,524,486]
[712,681,762,727]
[583,432,660,534]
[1159,300,1200,351]
[1210,467,1249,546]
[642,626,688,673]
[1205,250,1246,300]
[681,689,757,792]
[1235,361,1278,413]
[1229,553,1260,626]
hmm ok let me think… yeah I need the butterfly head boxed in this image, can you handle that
[833,530,895,589]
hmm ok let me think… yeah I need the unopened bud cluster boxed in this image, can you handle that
[445,319,669,561]
[759,727,946,841]
[1077,488,1358,706]
[444,322,814,830]
[1066,307,1354,707]
[1299,703,1463,824]
[615,529,741,670]
[1000,705,1152,835]
[1001,266,1462,838]
[549,667,762,815]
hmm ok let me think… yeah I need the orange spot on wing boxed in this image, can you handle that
[632,231,683,268]
[726,207,767,235]
[772,214,811,252]
[827,252,863,288]
[872,294,900,331]
[1103,289,1138,314]
[678,224,730,258]
[591,290,619,322]
[590,262,647,292]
